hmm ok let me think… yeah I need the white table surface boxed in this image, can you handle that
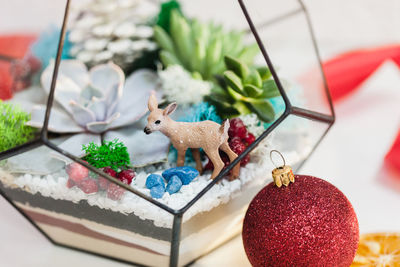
[1,0,400,266]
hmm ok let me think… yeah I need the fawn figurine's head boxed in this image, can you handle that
[144,94,177,135]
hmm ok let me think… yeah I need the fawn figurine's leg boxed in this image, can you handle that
[204,148,224,179]
[220,142,240,180]
[191,148,203,174]
[177,148,187,166]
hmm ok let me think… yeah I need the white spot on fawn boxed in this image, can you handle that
[180,140,183,143]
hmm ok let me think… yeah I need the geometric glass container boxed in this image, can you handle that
[0,0,334,266]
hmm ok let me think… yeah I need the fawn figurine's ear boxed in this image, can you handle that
[163,102,177,116]
[148,94,158,112]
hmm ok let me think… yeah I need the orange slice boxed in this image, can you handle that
[351,233,400,267]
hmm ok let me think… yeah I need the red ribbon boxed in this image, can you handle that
[0,35,36,100]
[323,45,400,174]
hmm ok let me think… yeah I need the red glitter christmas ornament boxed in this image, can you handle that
[242,151,359,267]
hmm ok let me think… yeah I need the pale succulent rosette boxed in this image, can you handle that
[25,60,170,173]
[68,0,158,70]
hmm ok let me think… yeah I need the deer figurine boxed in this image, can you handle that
[144,94,240,180]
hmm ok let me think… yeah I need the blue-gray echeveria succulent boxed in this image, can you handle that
[25,60,170,172]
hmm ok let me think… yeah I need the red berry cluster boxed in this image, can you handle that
[204,118,255,172]
[66,162,135,201]
[101,167,136,201]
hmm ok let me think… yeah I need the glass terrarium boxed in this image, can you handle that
[0,0,334,266]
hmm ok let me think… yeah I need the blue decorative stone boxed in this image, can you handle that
[150,185,165,199]
[146,174,165,189]
[162,166,199,185]
[166,175,183,194]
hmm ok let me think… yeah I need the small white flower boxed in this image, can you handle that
[239,114,266,137]
[159,65,212,105]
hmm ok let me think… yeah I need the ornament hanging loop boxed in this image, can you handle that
[270,150,295,188]
[270,150,286,168]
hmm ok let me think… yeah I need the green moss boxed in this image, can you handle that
[82,139,130,171]
[0,100,36,152]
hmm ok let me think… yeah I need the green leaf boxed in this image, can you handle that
[244,68,262,87]
[205,94,239,117]
[205,38,222,79]
[248,100,275,122]
[192,39,206,73]
[233,101,252,115]
[160,50,181,67]
[191,20,202,37]
[191,71,203,80]
[227,86,247,102]
[170,10,193,68]
[257,66,272,80]
[260,80,280,98]
[206,93,234,105]
[156,0,182,34]
[225,31,244,55]
[153,26,175,53]
[224,55,249,79]
[238,43,260,65]
[213,75,227,90]
[223,70,245,95]
[209,61,225,78]
[244,84,263,98]
[206,37,222,69]
[192,20,210,45]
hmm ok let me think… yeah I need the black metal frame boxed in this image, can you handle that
[0,0,335,266]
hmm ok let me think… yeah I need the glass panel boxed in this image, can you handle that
[268,114,330,171]
[46,0,288,213]
[242,0,333,116]
[240,0,303,28]
[0,0,67,153]
[178,113,329,265]
[0,146,173,267]
[46,0,165,160]
[179,175,266,266]
[1,0,333,266]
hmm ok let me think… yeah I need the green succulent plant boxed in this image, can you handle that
[153,10,259,80]
[206,56,281,122]
[0,100,37,152]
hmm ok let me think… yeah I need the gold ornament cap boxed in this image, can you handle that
[270,150,295,187]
